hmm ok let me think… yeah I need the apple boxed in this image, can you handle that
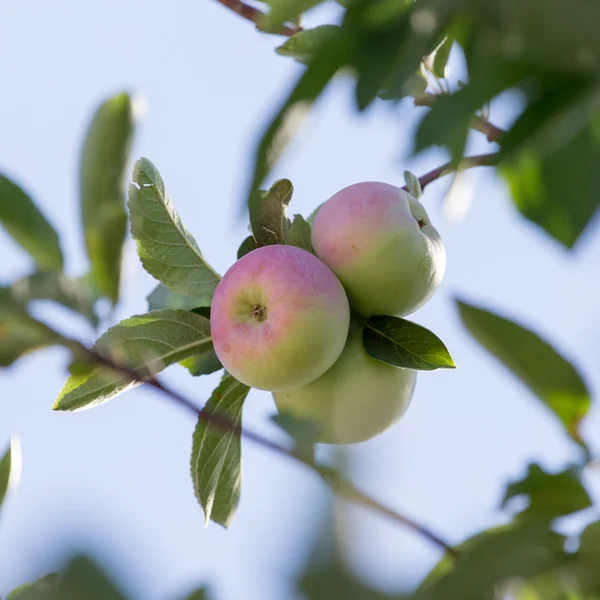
[210,244,350,391]
[311,182,446,317]
[273,323,417,444]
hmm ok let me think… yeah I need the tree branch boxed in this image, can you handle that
[55,336,458,559]
[404,152,499,193]
[213,0,302,36]
[413,93,506,143]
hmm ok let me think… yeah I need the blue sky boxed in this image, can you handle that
[1,1,599,598]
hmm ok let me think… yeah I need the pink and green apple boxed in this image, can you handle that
[311,182,446,317]
[273,323,417,444]
[210,245,350,391]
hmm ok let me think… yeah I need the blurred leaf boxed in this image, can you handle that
[362,315,456,371]
[261,0,323,31]
[129,158,220,305]
[276,25,341,64]
[49,556,128,600]
[0,440,16,511]
[457,299,590,448]
[80,93,134,304]
[12,272,98,327]
[181,590,209,600]
[246,30,352,210]
[6,574,59,599]
[249,178,293,246]
[501,127,600,248]
[404,171,422,199]
[286,214,313,253]
[147,284,199,311]
[0,174,63,270]
[414,522,568,600]
[379,70,427,101]
[427,36,453,79]
[237,235,259,259]
[191,373,249,527]
[301,565,395,599]
[270,412,319,459]
[53,309,212,411]
[502,463,591,521]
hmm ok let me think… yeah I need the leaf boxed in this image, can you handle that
[147,284,199,311]
[246,30,352,210]
[286,214,313,253]
[190,373,249,527]
[249,179,293,246]
[414,522,568,600]
[6,574,59,599]
[362,315,456,371]
[270,412,320,459]
[275,25,341,65]
[502,463,591,521]
[0,174,63,270]
[427,36,453,79]
[129,158,220,305]
[261,0,324,31]
[0,439,20,511]
[80,93,135,304]
[53,309,213,412]
[12,272,98,327]
[180,350,222,378]
[404,171,422,199]
[456,299,590,447]
[181,590,209,600]
[300,565,394,600]
[237,235,259,259]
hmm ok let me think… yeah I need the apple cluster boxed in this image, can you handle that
[210,182,446,444]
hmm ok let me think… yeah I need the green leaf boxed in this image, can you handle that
[147,284,199,311]
[0,439,20,511]
[456,299,590,447]
[286,214,313,253]
[80,93,135,304]
[261,0,324,31]
[180,350,222,378]
[0,174,63,270]
[12,272,98,327]
[181,590,209,600]
[427,36,453,79]
[414,522,568,600]
[129,158,220,305]
[237,235,259,259]
[191,373,249,527]
[6,574,59,599]
[403,171,422,199]
[276,25,341,65]
[249,179,293,246]
[300,565,394,600]
[502,464,591,521]
[53,309,213,412]
[246,31,352,210]
[362,315,456,371]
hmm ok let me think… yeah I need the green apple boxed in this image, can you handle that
[273,323,417,444]
[311,182,446,317]
[210,245,350,391]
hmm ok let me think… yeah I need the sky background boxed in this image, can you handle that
[1,1,599,599]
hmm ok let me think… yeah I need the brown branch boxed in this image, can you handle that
[403,152,499,193]
[213,0,302,36]
[413,92,506,143]
[55,337,458,559]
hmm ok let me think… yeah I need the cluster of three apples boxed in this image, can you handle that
[210,182,446,444]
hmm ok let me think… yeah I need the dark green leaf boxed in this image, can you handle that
[246,31,352,210]
[249,179,293,246]
[276,26,341,64]
[286,214,313,253]
[53,309,213,411]
[261,0,323,32]
[301,565,394,600]
[0,174,63,270]
[80,93,134,304]
[456,300,590,447]
[147,284,199,311]
[237,235,259,259]
[6,574,59,599]
[181,589,209,600]
[129,158,220,304]
[379,71,427,101]
[414,522,568,600]
[428,36,453,79]
[12,272,98,327]
[191,373,249,527]
[180,351,222,378]
[362,315,455,371]
[0,439,19,511]
[502,464,591,521]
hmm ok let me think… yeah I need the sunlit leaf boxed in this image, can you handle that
[276,26,341,64]
[80,93,135,304]
[286,214,313,253]
[249,179,293,246]
[6,573,59,599]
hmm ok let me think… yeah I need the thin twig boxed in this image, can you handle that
[213,0,302,36]
[58,338,458,558]
[413,93,506,143]
[404,152,499,192]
